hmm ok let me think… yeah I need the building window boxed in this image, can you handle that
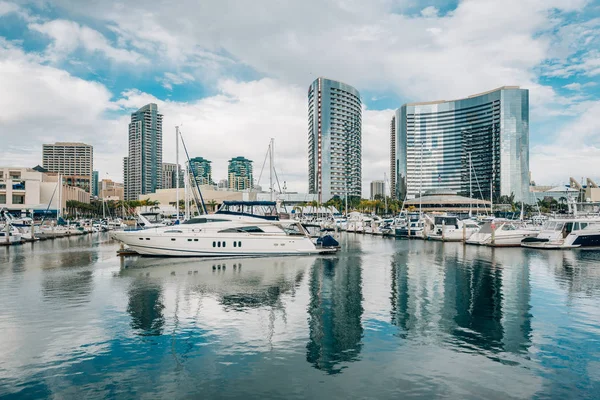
[12,195,24,204]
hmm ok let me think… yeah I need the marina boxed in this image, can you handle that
[1,232,599,398]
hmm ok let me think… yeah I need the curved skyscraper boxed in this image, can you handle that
[308,77,362,202]
[392,87,529,203]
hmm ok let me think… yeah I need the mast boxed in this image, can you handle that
[469,152,473,217]
[490,176,493,215]
[419,140,423,215]
[58,173,62,218]
[384,172,388,215]
[176,126,180,220]
[184,164,189,220]
[269,138,274,202]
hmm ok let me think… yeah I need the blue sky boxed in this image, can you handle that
[1,0,600,194]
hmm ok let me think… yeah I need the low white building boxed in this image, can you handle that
[0,167,90,217]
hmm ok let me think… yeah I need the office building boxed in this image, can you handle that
[308,77,362,202]
[392,86,529,203]
[161,163,183,189]
[228,156,253,191]
[189,157,213,186]
[42,142,93,193]
[370,180,385,200]
[123,103,163,201]
[92,171,99,197]
[99,179,124,200]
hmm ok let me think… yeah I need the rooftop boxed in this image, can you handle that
[405,86,522,107]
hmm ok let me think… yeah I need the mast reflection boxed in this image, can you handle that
[306,256,363,374]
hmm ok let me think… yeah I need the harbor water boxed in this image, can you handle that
[1,233,599,399]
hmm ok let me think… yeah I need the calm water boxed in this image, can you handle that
[1,234,600,399]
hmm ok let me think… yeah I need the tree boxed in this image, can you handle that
[207,200,218,213]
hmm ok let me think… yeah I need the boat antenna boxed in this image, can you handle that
[179,130,208,215]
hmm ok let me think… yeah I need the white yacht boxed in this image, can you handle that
[346,212,366,233]
[467,220,538,247]
[521,218,600,249]
[426,215,480,242]
[0,222,23,244]
[111,201,338,257]
[395,213,425,239]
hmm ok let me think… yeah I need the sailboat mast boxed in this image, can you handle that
[269,138,274,202]
[176,126,180,221]
[469,152,472,217]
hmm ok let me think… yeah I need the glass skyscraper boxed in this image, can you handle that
[123,103,163,201]
[392,86,529,203]
[308,77,362,202]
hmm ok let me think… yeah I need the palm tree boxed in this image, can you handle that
[207,200,218,213]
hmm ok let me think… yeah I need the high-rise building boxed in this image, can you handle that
[42,142,93,193]
[389,116,396,199]
[189,157,213,186]
[228,156,253,191]
[370,180,385,200]
[92,170,99,197]
[392,86,529,203]
[161,163,183,189]
[308,77,362,202]
[123,103,163,201]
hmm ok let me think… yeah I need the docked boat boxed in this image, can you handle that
[110,201,338,257]
[395,213,425,238]
[0,224,23,245]
[426,215,480,242]
[467,220,538,247]
[521,218,600,249]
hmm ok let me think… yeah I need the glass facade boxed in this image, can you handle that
[393,87,529,203]
[308,77,362,202]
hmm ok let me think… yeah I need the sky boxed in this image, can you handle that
[1,0,599,197]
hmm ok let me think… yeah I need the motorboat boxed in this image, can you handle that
[467,220,538,247]
[110,201,339,257]
[426,215,480,242]
[0,224,23,244]
[521,218,600,249]
[395,213,425,239]
[346,212,367,233]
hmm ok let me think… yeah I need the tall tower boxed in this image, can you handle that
[308,77,362,203]
[390,115,396,199]
[228,156,253,191]
[124,103,163,201]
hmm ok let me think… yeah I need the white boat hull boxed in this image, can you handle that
[112,231,329,257]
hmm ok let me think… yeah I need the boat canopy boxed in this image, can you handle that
[216,201,279,221]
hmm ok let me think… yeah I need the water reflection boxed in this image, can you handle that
[390,243,532,359]
[127,278,165,336]
[306,256,363,374]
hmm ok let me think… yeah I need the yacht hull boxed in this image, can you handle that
[112,231,330,257]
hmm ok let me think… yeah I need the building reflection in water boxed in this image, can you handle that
[306,256,363,374]
[390,242,532,358]
[127,278,165,336]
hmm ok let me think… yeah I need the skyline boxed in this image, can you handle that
[1,0,599,198]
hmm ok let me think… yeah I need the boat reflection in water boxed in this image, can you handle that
[306,255,363,374]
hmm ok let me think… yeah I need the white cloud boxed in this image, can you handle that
[159,71,195,90]
[0,1,18,16]
[2,0,600,193]
[29,19,147,64]
[420,6,439,18]
[531,100,600,184]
